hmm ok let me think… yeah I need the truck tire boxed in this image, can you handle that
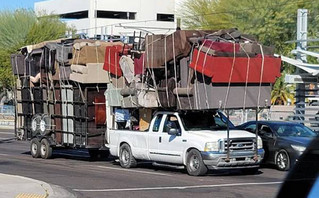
[119,143,137,168]
[40,138,53,159]
[30,138,41,158]
[186,149,207,176]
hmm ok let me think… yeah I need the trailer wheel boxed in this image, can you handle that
[119,143,137,168]
[30,138,41,158]
[186,149,207,176]
[40,138,53,159]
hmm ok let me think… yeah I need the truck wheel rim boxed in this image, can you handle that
[31,143,38,155]
[277,152,287,169]
[121,149,129,165]
[189,155,200,171]
[41,144,46,156]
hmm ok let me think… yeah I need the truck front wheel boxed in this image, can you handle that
[186,149,208,176]
[119,143,137,168]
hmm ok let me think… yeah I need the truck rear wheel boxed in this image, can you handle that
[30,138,41,158]
[119,143,137,168]
[40,138,53,159]
[186,149,207,176]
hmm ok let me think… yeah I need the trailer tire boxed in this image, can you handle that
[186,149,207,176]
[119,143,137,168]
[40,138,53,159]
[30,138,41,158]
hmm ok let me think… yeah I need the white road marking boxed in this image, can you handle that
[95,165,172,177]
[0,132,14,135]
[0,153,9,156]
[0,137,15,140]
[73,181,282,192]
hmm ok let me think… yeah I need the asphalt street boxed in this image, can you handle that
[0,129,287,198]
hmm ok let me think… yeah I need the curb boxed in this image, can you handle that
[0,173,76,198]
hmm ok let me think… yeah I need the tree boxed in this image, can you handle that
[0,9,69,90]
[271,74,295,105]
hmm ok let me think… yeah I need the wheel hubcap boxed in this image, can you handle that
[31,143,37,154]
[189,155,200,171]
[277,153,287,169]
[121,149,129,165]
[41,144,46,156]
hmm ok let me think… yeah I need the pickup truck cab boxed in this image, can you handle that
[107,111,264,176]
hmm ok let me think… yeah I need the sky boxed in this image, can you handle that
[0,0,44,11]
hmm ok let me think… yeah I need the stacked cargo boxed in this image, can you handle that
[104,29,281,111]
[10,28,281,159]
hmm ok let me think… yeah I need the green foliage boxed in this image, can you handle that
[0,9,70,90]
[25,15,67,45]
[271,74,295,105]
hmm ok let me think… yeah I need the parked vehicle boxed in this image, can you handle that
[236,121,316,171]
[107,111,264,176]
[277,137,319,198]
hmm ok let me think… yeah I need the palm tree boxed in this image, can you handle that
[271,74,295,105]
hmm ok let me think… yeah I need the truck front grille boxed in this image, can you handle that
[223,138,254,152]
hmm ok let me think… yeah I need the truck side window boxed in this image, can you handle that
[163,115,180,133]
[152,114,163,132]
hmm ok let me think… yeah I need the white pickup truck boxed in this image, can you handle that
[107,111,264,176]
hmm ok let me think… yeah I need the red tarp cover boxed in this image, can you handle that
[203,40,240,53]
[189,49,281,83]
[103,45,123,76]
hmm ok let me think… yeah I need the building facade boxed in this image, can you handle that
[35,0,176,40]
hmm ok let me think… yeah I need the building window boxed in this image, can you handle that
[97,11,136,20]
[157,14,174,22]
[60,11,88,19]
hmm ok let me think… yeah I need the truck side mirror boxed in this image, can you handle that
[168,128,180,136]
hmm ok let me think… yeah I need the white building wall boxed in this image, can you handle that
[35,0,176,38]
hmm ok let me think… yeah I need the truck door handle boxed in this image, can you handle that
[159,136,162,143]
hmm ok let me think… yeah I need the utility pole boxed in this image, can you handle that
[295,9,308,121]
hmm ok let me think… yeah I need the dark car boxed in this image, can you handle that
[236,121,317,171]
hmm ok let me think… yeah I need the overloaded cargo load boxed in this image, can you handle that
[11,28,281,159]
[11,38,111,159]
[103,28,281,111]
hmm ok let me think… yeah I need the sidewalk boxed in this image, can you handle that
[0,173,76,198]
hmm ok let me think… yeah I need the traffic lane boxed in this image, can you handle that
[0,128,15,140]
[0,156,284,198]
[0,138,287,198]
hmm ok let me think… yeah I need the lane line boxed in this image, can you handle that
[95,165,172,177]
[73,181,283,192]
[0,153,9,156]
[0,132,14,135]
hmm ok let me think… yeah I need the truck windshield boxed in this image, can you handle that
[179,111,235,131]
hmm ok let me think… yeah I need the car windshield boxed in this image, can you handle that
[179,111,235,131]
[273,124,317,137]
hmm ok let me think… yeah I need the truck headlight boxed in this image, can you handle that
[291,145,306,152]
[204,142,218,151]
[257,137,263,149]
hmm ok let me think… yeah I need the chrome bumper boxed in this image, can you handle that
[201,149,265,170]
